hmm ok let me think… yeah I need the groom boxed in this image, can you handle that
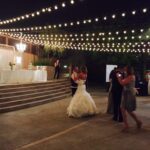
[71,66,79,96]
[111,66,123,122]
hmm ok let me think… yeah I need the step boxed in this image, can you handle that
[0,94,71,113]
[0,83,71,96]
[0,78,69,88]
[0,80,71,91]
[0,78,71,113]
[0,90,71,107]
[0,87,71,102]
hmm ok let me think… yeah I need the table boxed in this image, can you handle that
[0,70,47,84]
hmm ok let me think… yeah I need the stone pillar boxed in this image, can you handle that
[29,43,32,53]
[5,36,8,45]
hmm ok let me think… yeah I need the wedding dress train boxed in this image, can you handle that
[67,80,97,118]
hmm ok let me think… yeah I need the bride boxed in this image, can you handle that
[67,66,97,118]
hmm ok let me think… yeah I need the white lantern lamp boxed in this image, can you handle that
[15,33,26,69]
[16,41,26,53]
[16,33,26,53]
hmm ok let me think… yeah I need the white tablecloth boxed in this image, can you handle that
[33,70,47,82]
[0,70,47,84]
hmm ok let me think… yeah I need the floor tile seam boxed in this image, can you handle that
[14,116,112,150]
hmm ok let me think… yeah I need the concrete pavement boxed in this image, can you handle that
[0,89,149,150]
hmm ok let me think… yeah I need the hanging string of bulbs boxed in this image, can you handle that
[0,0,76,26]
[0,2,149,54]
[4,28,144,37]
[0,7,148,32]
[1,31,150,53]
[1,27,150,43]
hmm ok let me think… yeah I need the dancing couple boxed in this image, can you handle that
[67,66,97,118]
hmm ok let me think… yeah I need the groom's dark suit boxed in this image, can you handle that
[111,69,123,122]
[71,78,78,96]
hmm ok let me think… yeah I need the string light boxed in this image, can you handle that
[70,0,75,4]
[0,7,148,30]
[54,5,58,10]
[1,31,150,53]
[1,27,150,53]
[103,16,107,20]
[0,34,148,45]
[0,0,78,26]
[1,28,148,44]
[121,13,126,17]
[142,8,147,13]
[62,3,66,7]
[132,10,136,15]
[112,14,116,19]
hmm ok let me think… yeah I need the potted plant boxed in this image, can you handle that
[33,59,50,69]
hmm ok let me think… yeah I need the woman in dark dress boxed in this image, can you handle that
[117,66,142,131]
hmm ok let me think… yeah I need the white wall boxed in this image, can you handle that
[0,44,15,70]
[106,64,117,82]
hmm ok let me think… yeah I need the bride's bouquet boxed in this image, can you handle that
[78,73,87,80]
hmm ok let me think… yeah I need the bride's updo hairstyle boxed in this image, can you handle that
[73,66,79,73]
[80,66,87,73]
[79,66,87,80]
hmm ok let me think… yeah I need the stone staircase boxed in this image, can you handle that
[0,78,71,113]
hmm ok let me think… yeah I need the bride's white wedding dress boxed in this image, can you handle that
[67,80,97,118]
